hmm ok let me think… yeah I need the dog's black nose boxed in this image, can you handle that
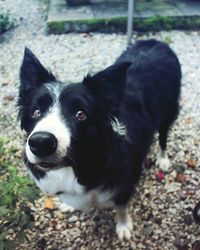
[28,132,58,157]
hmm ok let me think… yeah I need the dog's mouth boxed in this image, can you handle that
[39,162,57,169]
[24,154,60,171]
[24,152,73,172]
[27,161,60,172]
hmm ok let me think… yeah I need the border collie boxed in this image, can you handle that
[18,39,181,240]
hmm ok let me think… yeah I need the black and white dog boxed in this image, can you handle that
[18,39,181,240]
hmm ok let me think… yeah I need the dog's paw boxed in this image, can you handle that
[59,203,75,213]
[156,155,171,172]
[116,217,133,241]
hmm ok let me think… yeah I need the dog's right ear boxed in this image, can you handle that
[20,47,56,93]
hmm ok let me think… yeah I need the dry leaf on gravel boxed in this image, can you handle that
[44,197,54,210]
[187,159,197,169]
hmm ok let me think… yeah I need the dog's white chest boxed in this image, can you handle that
[29,167,84,196]
[29,167,114,211]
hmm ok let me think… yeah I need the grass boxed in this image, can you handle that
[0,136,40,250]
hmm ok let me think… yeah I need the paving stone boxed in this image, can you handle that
[48,0,94,22]
[91,3,127,19]
[47,0,200,33]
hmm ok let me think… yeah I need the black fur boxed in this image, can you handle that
[18,39,181,207]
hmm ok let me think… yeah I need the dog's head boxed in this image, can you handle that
[18,48,130,170]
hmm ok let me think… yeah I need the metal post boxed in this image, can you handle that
[127,0,134,47]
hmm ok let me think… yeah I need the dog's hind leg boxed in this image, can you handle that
[156,125,171,172]
[156,106,179,172]
[115,205,133,241]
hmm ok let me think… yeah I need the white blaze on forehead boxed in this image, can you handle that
[45,82,62,100]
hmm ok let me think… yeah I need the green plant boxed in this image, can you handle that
[0,137,40,249]
[0,9,14,34]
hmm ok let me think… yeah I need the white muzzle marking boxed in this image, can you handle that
[26,107,71,164]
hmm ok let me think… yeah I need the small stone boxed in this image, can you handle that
[169,208,177,215]
[179,191,187,200]
[174,165,186,173]
[175,237,189,250]
[2,82,9,86]
[68,215,78,223]
[192,241,200,250]
[142,226,153,236]
[3,95,15,101]
[165,182,181,193]
[176,173,187,183]
[183,214,193,225]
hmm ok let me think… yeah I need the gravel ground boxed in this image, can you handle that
[1,0,200,249]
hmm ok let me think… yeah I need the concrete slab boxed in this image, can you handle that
[48,0,94,22]
[175,0,200,16]
[91,3,127,19]
[47,0,200,33]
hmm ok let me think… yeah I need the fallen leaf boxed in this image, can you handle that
[187,159,197,169]
[44,197,54,210]
[156,171,165,181]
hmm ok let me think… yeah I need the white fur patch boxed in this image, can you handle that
[29,167,84,195]
[111,117,128,138]
[59,185,114,211]
[29,166,114,211]
[46,83,62,101]
[116,217,133,241]
[26,106,71,164]
[156,148,171,172]
[116,207,133,240]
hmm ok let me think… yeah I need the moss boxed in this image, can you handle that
[48,21,66,34]
[75,16,127,32]
[133,15,200,31]
[48,15,200,34]
[48,17,127,33]
[0,9,15,34]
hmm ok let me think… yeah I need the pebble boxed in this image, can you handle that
[192,241,200,250]
[142,226,153,236]
[183,214,193,226]
[68,215,79,223]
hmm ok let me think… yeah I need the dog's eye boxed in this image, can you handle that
[75,111,87,121]
[32,109,41,119]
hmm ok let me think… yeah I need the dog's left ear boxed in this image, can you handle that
[83,62,131,110]
[20,47,56,93]
[18,48,56,131]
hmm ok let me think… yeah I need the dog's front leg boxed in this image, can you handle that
[115,205,133,241]
[58,192,91,212]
